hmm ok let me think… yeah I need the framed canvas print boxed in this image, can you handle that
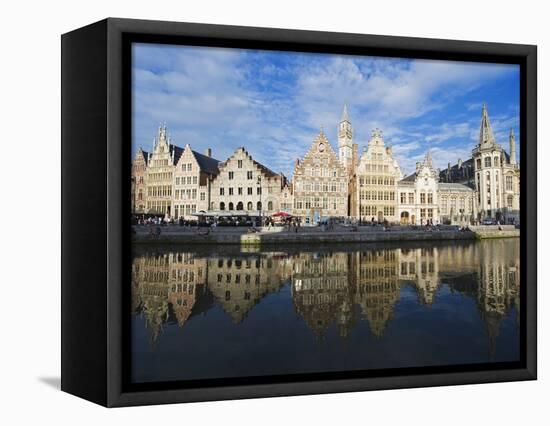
[61,18,537,407]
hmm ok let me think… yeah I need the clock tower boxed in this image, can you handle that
[338,104,354,170]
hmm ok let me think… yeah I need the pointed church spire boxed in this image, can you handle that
[341,103,350,122]
[509,128,517,165]
[479,103,496,147]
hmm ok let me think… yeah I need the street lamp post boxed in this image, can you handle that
[257,175,262,226]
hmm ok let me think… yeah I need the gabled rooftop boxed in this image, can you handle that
[191,150,220,175]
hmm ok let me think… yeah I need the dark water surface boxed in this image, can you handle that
[131,239,520,384]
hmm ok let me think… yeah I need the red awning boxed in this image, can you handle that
[271,211,292,217]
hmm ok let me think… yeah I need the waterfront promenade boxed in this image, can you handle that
[132,223,519,245]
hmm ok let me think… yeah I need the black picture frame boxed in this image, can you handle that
[61,17,537,407]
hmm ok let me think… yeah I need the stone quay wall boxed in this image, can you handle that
[469,225,520,239]
[132,224,519,246]
[135,226,467,246]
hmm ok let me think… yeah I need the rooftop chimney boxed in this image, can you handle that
[204,148,212,157]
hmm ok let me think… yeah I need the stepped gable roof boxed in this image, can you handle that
[135,148,149,165]
[219,147,281,179]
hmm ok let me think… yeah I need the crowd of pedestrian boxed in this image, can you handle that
[134,213,506,240]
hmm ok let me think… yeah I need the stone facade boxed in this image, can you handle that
[292,130,349,224]
[395,151,476,226]
[131,148,148,213]
[440,105,520,224]
[173,144,220,220]
[438,183,475,225]
[131,104,520,224]
[144,125,180,217]
[354,129,403,222]
[397,151,441,225]
[279,183,294,214]
[472,105,520,222]
[209,147,287,216]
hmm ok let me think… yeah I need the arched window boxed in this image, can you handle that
[219,202,225,211]
[236,201,243,211]
[267,201,273,211]
[229,202,234,211]
[247,201,253,210]
[476,159,481,170]
[484,157,492,168]
[494,156,500,167]
[257,201,262,211]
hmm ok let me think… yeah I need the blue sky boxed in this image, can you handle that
[132,43,519,177]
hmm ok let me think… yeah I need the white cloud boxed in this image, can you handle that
[132,44,519,177]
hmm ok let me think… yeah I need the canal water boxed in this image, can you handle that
[131,239,520,384]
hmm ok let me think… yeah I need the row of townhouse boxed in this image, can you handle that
[132,104,520,225]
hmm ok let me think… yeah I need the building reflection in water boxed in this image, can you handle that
[132,252,207,343]
[207,255,286,324]
[132,240,520,356]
